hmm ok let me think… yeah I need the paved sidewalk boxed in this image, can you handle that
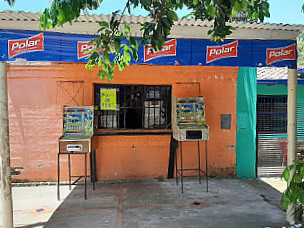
[0,178,287,228]
[260,177,287,193]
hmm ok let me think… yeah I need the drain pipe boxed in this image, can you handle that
[286,68,297,224]
[0,62,13,228]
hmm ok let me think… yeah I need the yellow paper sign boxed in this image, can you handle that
[100,89,117,110]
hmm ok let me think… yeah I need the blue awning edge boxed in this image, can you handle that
[258,79,304,85]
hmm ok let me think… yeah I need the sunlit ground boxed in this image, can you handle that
[260,177,287,193]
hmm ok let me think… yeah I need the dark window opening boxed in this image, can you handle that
[257,95,287,133]
[94,84,172,130]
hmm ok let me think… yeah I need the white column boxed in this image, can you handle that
[0,62,13,228]
[286,68,297,224]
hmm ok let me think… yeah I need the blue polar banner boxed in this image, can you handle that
[0,29,297,69]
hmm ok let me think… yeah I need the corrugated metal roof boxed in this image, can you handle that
[0,10,303,31]
[257,67,288,80]
[0,10,303,39]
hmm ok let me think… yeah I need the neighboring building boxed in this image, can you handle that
[0,11,302,181]
[257,67,304,176]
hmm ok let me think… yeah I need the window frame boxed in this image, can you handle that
[257,95,287,134]
[94,83,172,134]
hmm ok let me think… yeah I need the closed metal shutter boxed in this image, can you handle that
[257,133,286,177]
[257,97,304,177]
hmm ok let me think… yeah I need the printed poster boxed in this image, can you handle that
[100,88,117,110]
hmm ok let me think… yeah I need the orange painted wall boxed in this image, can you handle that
[7,63,238,181]
[92,135,171,180]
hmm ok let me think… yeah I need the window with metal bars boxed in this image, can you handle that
[94,84,172,129]
[257,95,287,133]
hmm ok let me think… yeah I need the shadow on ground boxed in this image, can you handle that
[17,178,288,228]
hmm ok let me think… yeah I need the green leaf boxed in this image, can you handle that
[118,62,123,71]
[161,17,171,29]
[293,159,303,164]
[252,12,259,20]
[114,39,121,52]
[124,23,131,33]
[208,6,216,17]
[105,29,112,35]
[104,54,111,65]
[294,174,302,183]
[129,37,137,47]
[241,0,248,12]
[124,50,131,62]
[234,1,242,12]
[141,0,152,7]
[281,193,291,209]
[98,68,106,80]
[99,21,109,27]
[132,49,138,61]
[167,11,178,21]
[300,166,304,178]
[282,168,290,182]
[207,30,213,35]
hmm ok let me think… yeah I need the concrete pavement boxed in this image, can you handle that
[0,178,288,228]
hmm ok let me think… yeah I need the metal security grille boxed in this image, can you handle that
[257,96,304,177]
[94,84,172,129]
[257,95,287,133]
[257,95,287,177]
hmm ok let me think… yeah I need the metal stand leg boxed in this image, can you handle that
[57,153,60,201]
[175,144,178,185]
[180,141,183,193]
[205,140,208,192]
[85,153,87,200]
[174,139,208,193]
[198,141,201,184]
[91,150,96,190]
[68,153,71,190]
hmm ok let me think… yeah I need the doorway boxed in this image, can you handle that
[256,95,287,177]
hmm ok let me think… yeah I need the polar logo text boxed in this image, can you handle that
[144,39,177,62]
[78,41,96,60]
[206,41,238,63]
[8,33,44,58]
[266,44,296,65]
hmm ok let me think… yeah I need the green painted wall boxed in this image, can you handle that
[258,84,304,140]
[258,84,304,103]
[236,67,257,179]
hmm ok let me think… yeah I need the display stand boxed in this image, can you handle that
[57,106,95,200]
[57,150,96,200]
[172,97,209,193]
[175,141,208,193]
